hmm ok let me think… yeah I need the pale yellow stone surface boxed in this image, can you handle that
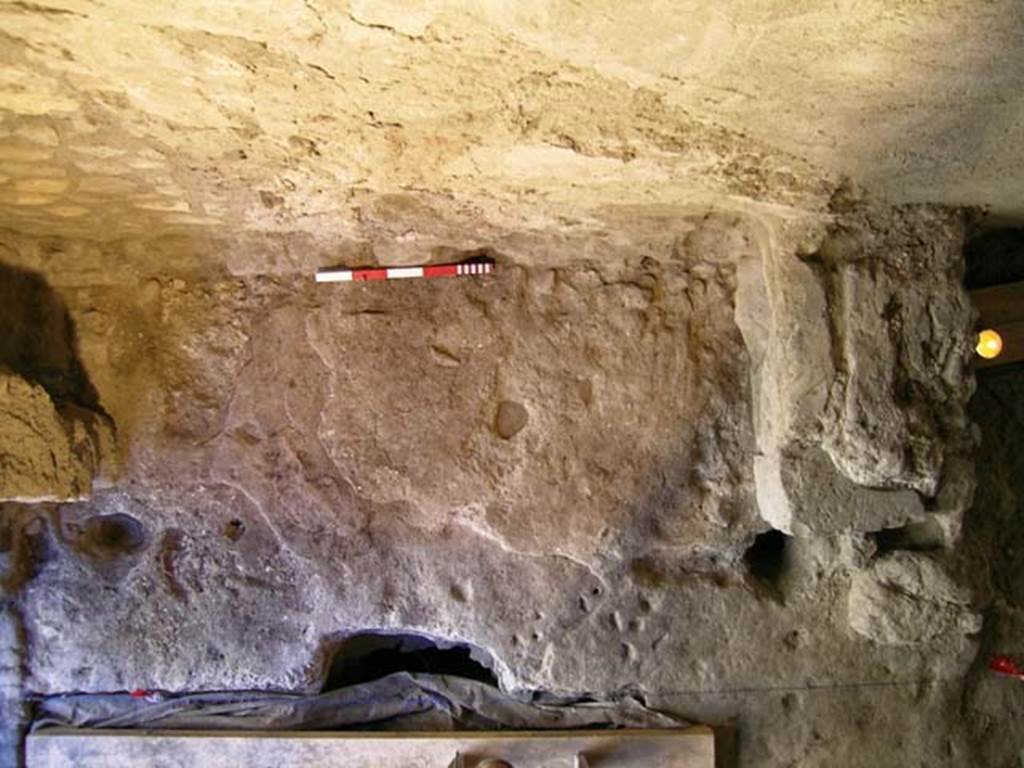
[72,146,129,159]
[14,122,60,147]
[14,178,69,194]
[0,146,51,163]
[76,176,136,194]
[49,205,89,218]
[0,371,111,502]
[0,163,66,178]
[134,198,190,212]
[0,0,1019,245]
[0,68,78,114]
[0,192,57,206]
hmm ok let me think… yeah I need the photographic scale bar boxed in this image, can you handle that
[316,261,494,283]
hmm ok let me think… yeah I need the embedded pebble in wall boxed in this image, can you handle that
[495,400,529,439]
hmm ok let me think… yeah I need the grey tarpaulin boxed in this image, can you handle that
[33,673,685,732]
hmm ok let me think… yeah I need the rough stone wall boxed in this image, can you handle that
[0,505,52,768]
[0,258,114,502]
[815,204,974,500]
[737,198,976,549]
[0,198,993,765]
[0,2,1017,763]
[0,371,112,502]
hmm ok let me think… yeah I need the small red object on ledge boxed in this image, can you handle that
[989,655,1024,680]
[129,688,165,703]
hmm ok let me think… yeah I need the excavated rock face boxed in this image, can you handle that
[1,203,982,718]
[0,370,111,501]
[815,205,974,498]
[848,553,981,646]
[0,1,1018,766]
[0,262,113,501]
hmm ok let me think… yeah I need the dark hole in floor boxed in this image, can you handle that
[744,529,789,586]
[321,632,499,692]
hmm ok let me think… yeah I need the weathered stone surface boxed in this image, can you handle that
[957,355,1024,767]
[0,371,111,502]
[494,401,529,440]
[781,447,925,535]
[0,0,1021,247]
[0,2,1015,765]
[848,552,981,647]
[815,204,974,498]
[27,728,715,768]
[737,202,975,545]
[0,601,25,768]
[2,210,980,717]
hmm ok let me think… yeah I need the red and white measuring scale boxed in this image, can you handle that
[316,260,494,283]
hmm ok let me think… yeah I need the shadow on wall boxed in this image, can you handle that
[965,226,1024,289]
[0,262,103,413]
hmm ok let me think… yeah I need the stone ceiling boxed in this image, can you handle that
[1,0,1022,257]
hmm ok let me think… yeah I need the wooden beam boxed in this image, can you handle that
[971,280,1024,326]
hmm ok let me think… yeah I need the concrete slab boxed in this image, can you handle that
[27,727,714,768]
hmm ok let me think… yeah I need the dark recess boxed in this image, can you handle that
[322,632,498,692]
[0,262,102,411]
[964,226,1024,289]
[871,521,943,555]
[744,529,789,586]
[79,513,147,559]
[966,227,1024,374]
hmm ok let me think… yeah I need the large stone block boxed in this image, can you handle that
[0,371,112,502]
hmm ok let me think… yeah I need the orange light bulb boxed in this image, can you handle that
[976,329,1003,360]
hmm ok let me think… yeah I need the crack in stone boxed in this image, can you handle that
[2,1,86,17]
[306,62,336,81]
[302,0,328,37]
[346,11,421,41]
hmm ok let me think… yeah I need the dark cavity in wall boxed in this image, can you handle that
[964,225,1024,289]
[744,529,790,592]
[871,520,944,555]
[0,262,102,412]
[321,632,499,692]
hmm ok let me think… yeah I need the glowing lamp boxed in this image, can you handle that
[976,329,1003,360]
